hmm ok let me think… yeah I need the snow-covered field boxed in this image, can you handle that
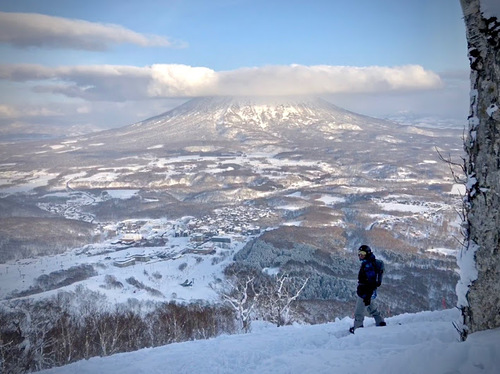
[0,173,461,304]
[38,308,500,374]
[0,148,451,197]
[0,216,255,303]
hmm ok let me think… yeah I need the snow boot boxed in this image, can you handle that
[349,325,363,334]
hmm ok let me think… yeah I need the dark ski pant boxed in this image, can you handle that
[353,295,384,329]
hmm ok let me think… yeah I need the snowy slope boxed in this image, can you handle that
[38,308,499,374]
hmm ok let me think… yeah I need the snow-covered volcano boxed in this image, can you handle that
[139,95,388,132]
[0,95,463,195]
[73,96,395,154]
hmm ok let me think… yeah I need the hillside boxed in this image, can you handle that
[38,308,499,374]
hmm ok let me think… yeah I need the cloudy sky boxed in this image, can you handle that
[0,0,469,136]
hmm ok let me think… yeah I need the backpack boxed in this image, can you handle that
[374,259,384,287]
[363,259,384,287]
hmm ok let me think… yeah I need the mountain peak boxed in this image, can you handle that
[114,95,391,151]
[150,95,356,122]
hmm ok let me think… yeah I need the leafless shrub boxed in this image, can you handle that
[126,277,163,297]
[102,274,123,289]
[152,272,162,280]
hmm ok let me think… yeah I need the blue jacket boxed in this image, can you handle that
[356,253,383,301]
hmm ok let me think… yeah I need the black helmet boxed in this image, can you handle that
[358,245,372,255]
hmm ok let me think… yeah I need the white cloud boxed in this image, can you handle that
[214,64,442,96]
[76,105,91,114]
[0,104,18,118]
[0,63,443,102]
[147,64,444,97]
[148,64,219,96]
[0,11,184,50]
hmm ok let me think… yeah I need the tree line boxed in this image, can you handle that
[0,268,312,374]
[0,286,235,374]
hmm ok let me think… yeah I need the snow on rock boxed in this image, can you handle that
[486,103,498,117]
[456,242,479,309]
[450,183,466,195]
[315,194,346,205]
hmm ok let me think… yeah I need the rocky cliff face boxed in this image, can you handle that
[460,0,500,333]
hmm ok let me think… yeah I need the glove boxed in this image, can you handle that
[363,288,375,305]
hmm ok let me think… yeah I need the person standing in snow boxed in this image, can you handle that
[349,245,386,333]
